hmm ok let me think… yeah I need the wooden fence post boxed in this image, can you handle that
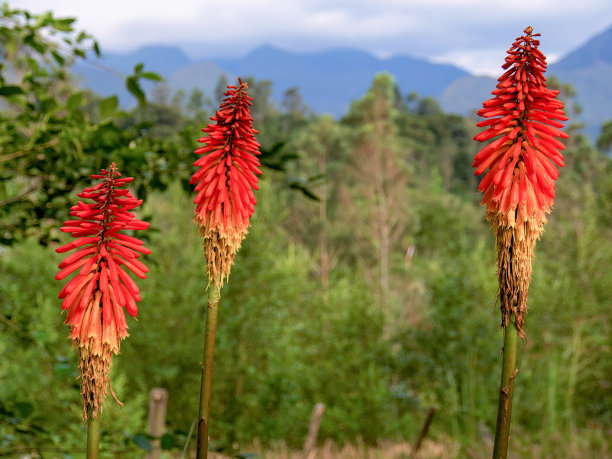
[303,403,325,459]
[147,388,168,459]
[410,407,436,459]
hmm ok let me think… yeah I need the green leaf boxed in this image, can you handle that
[51,50,64,66]
[66,92,83,111]
[34,11,53,28]
[93,40,101,57]
[53,18,76,32]
[15,402,34,419]
[126,76,146,106]
[53,362,74,378]
[140,71,162,82]
[99,95,118,119]
[0,85,24,96]
[23,35,45,54]
[131,434,152,452]
[160,433,174,449]
[288,180,320,201]
[134,63,144,74]
[32,331,49,343]
[40,97,58,114]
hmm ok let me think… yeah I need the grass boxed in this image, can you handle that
[165,431,611,459]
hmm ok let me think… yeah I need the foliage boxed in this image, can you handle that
[0,7,611,457]
[597,119,612,153]
[0,4,161,245]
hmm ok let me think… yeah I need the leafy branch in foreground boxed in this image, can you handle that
[0,4,160,245]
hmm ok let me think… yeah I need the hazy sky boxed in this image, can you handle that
[13,0,612,76]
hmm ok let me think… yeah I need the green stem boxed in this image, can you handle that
[196,285,221,459]
[86,408,100,459]
[492,316,519,459]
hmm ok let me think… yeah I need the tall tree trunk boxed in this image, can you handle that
[319,155,330,297]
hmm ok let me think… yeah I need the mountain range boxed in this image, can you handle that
[73,24,612,138]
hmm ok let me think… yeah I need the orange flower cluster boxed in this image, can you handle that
[56,163,150,418]
[190,78,261,286]
[473,27,568,335]
[473,26,568,229]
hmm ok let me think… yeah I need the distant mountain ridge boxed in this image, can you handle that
[73,45,227,106]
[72,25,612,136]
[73,44,469,116]
[211,45,468,115]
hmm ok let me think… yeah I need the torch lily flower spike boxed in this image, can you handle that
[190,77,261,287]
[190,78,260,459]
[56,163,150,420]
[473,26,568,337]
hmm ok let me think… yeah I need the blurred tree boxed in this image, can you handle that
[214,73,228,105]
[342,73,412,309]
[171,87,186,109]
[286,115,349,292]
[151,80,171,106]
[186,86,209,120]
[243,77,274,124]
[597,120,612,154]
[281,86,308,116]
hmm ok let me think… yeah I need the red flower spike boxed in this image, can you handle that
[473,27,569,337]
[56,163,150,420]
[473,26,568,229]
[190,78,261,286]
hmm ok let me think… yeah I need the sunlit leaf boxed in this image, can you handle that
[141,71,162,82]
[126,76,146,106]
[66,92,83,111]
[100,95,118,119]
[53,18,76,32]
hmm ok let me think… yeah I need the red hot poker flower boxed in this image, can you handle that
[472,27,569,337]
[473,26,568,230]
[190,78,261,285]
[55,163,150,419]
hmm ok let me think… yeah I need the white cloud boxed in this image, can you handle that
[430,49,505,77]
[11,0,612,71]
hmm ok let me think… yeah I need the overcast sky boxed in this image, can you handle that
[13,0,612,76]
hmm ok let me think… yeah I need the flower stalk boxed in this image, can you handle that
[197,285,220,457]
[86,409,100,459]
[493,316,518,458]
[190,79,261,458]
[472,27,568,458]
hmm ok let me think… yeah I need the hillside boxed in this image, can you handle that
[211,45,468,115]
[73,45,227,106]
[72,44,468,114]
[548,25,612,137]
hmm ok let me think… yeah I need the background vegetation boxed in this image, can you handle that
[1,5,610,457]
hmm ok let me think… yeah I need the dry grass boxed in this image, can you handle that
[196,434,611,459]
[204,438,459,459]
